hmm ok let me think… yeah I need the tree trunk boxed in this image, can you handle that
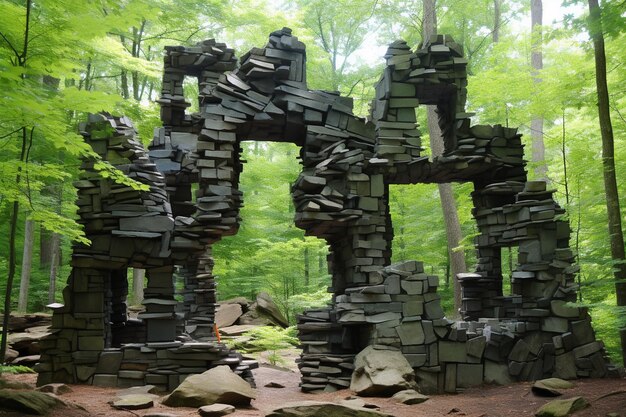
[493,0,501,42]
[422,0,436,42]
[1,126,29,364]
[304,246,310,288]
[47,233,60,304]
[132,268,145,304]
[17,219,34,312]
[39,226,53,269]
[423,0,467,316]
[588,0,626,365]
[531,0,546,180]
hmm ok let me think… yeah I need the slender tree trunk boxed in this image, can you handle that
[120,69,129,99]
[47,233,60,304]
[423,0,467,315]
[40,226,52,269]
[561,110,570,206]
[304,246,310,288]
[531,0,546,180]
[132,268,145,304]
[493,0,501,42]
[588,0,626,365]
[318,251,324,274]
[17,219,34,312]
[1,127,29,364]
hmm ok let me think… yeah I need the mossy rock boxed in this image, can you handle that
[532,378,576,397]
[535,396,589,417]
[0,389,72,415]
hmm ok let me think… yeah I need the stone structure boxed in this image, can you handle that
[36,114,255,390]
[37,29,616,393]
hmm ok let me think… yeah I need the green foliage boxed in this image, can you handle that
[226,325,299,365]
[214,142,331,324]
[576,293,625,365]
[0,365,35,374]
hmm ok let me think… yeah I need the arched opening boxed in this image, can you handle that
[213,141,331,324]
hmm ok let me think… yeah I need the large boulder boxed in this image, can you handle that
[265,401,394,417]
[216,304,243,328]
[239,293,288,328]
[350,346,417,396]
[0,389,77,415]
[162,365,255,408]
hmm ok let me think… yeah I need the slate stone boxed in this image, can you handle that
[439,341,467,363]
[111,394,155,410]
[535,396,588,417]
[554,352,577,379]
[550,301,580,318]
[265,382,285,388]
[457,364,483,388]
[396,322,425,345]
[266,401,394,417]
[466,336,486,358]
[36,383,73,395]
[216,303,243,328]
[391,389,429,404]
[484,361,513,386]
[532,378,575,397]
[198,403,235,417]
[541,317,569,333]
[93,374,118,387]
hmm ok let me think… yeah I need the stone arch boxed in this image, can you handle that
[37,29,615,393]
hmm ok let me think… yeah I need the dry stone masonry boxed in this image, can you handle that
[36,114,255,390]
[37,28,617,394]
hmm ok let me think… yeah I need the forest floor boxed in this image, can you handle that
[2,350,626,417]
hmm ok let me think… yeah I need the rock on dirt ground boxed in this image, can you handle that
[1,360,625,417]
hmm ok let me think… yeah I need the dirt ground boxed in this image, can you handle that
[2,354,626,417]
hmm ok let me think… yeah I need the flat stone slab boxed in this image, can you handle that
[532,378,575,397]
[535,396,588,417]
[391,389,429,404]
[36,383,73,395]
[198,403,236,416]
[219,324,260,336]
[111,394,155,410]
[266,401,394,417]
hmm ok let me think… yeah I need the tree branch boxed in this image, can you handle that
[0,127,25,141]
[0,32,20,60]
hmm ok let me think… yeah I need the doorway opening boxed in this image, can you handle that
[213,141,331,324]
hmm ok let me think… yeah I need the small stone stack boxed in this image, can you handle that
[178,250,218,338]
